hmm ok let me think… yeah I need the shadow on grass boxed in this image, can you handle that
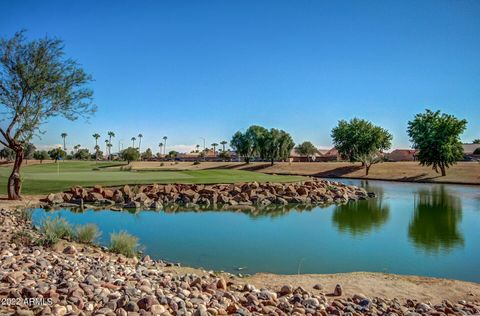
[312,165,364,178]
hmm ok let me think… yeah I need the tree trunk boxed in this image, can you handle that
[365,164,370,176]
[440,164,446,176]
[271,158,274,166]
[8,147,24,200]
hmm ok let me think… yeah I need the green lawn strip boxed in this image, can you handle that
[0,161,306,195]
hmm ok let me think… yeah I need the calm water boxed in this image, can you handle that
[32,179,480,282]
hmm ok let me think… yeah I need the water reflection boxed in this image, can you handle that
[331,185,390,236]
[408,186,464,254]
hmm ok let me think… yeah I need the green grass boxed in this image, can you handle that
[0,161,305,195]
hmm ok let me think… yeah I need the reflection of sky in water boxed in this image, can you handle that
[32,179,480,282]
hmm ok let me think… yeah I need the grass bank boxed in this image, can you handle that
[0,161,306,195]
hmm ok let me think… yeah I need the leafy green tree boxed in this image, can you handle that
[230,125,268,163]
[0,31,95,199]
[331,118,392,175]
[219,150,231,161]
[295,141,318,161]
[167,150,179,160]
[407,110,467,176]
[260,128,295,165]
[120,147,140,164]
[74,148,90,160]
[0,147,15,161]
[48,147,66,162]
[472,139,480,144]
[23,143,36,159]
[142,148,153,160]
[33,150,49,163]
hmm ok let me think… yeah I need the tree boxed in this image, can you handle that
[107,131,115,159]
[211,143,218,156]
[142,148,153,160]
[220,140,227,152]
[33,150,49,163]
[48,147,66,162]
[195,144,200,153]
[158,143,163,158]
[61,132,68,150]
[92,133,100,161]
[331,118,392,175]
[73,148,90,160]
[230,125,268,163]
[0,31,95,199]
[163,136,168,155]
[0,147,15,161]
[73,144,81,154]
[473,139,480,144]
[91,150,103,160]
[137,133,143,152]
[23,142,36,164]
[407,110,467,176]
[219,150,231,161]
[295,141,318,161]
[260,128,295,165]
[120,147,140,164]
[131,137,136,148]
[167,150,178,160]
[104,139,109,157]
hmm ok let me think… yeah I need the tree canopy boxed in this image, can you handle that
[73,148,90,160]
[120,147,140,164]
[331,118,392,175]
[48,147,66,162]
[142,148,153,160]
[295,141,318,161]
[0,31,95,199]
[407,110,467,176]
[33,150,49,162]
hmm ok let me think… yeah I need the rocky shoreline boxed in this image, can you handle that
[1,208,479,315]
[42,179,374,211]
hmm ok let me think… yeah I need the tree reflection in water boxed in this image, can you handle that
[409,185,463,254]
[331,183,390,237]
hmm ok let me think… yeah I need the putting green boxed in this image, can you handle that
[0,161,305,195]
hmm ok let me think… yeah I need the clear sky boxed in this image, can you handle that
[1,0,479,153]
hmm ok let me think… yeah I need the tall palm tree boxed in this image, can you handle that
[131,137,136,148]
[220,140,227,152]
[138,134,143,152]
[61,133,68,150]
[92,133,100,161]
[107,131,115,159]
[105,139,110,158]
[211,143,219,156]
[162,136,167,155]
[107,143,113,159]
[196,144,200,153]
[158,143,163,158]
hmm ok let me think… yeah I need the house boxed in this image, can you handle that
[319,148,341,161]
[462,144,480,155]
[388,149,417,162]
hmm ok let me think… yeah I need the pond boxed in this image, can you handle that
[32,179,480,282]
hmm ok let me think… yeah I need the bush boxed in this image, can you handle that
[474,148,480,155]
[193,161,201,165]
[37,217,74,246]
[160,162,165,166]
[18,208,33,222]
[11,230,34,246]
[74,224,101,245]
[109,231,139,258]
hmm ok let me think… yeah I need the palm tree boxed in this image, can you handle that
[105,139,109,158]
[211,143,219,156]
[220,140,227,152]
[158,143,163,158]
[138,134,143,152]
[107,143,113,159]
[107,131,115,159]
[162,136,168,155]
[93,133,100,162]
[61,133,68,150]
[196,144,200,153]
[73,144,81,153]
[131,137,136,148]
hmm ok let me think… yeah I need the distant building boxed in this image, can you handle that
[388,149,417,162]
[462,143,480,160]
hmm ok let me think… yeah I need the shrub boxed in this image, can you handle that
[474,148,480,155]
[109,231,139,258]
[193,161,201,165]
[18,208,33,222]
[37,217,73,246]
[160,162,165,166]
[11,230,34,246]
[74,224,101,245]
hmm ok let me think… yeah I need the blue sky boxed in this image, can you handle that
[1,0,479,153]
